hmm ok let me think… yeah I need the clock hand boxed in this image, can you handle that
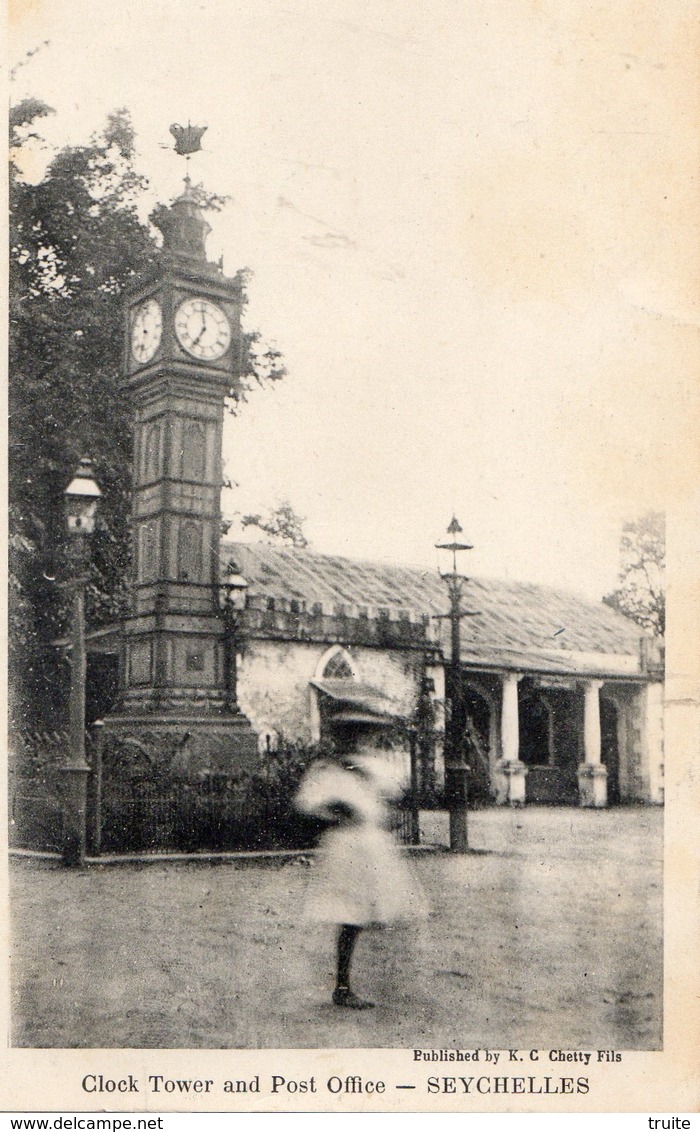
[191,309,212,347]
[191,321,207,347]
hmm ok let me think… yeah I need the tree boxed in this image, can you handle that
[9,101,286,728]
[603,512,665,636]
[239,501,309,549]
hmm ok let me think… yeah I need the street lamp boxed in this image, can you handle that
[436,516,476,853]
[220,565,249,712]
[61,457,101,866]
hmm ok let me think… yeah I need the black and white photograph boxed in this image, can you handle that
[5,0,699,1114]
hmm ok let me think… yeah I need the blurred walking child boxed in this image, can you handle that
[295,750,427,1009]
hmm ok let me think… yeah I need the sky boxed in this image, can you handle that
[9,0,698,599]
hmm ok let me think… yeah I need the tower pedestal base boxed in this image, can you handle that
[101,710,259,779]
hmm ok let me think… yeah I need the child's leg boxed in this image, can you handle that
[333,924,374,1008]
[336,923,361,991]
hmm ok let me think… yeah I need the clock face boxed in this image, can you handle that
[131,298,163,364]
[175,297,231,361]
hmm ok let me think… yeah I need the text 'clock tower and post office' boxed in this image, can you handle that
[103,154,258,775]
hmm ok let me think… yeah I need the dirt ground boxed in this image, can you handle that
[10,806,662,1050]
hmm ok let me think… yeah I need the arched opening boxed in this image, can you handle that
[601,696,621,804]
[178,519,203,582]
[314,645,358,683]
[318,649,367,753]
[462,681,493,805]
[139,519,159,582]
[322,651,354,679]
[519,688,552,768]
[143,423,161,482]
[181,421,206,481]
[520,678,579,804]
[310,647,401,762]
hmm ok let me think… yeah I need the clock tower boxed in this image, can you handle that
[106,175,258,774]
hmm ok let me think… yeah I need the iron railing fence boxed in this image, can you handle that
[9,779,64,852]
[99,775,420,854]
[10,777,421,855]
[99,775,317,854]
[9,728,423,854]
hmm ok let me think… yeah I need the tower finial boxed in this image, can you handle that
[169,122,208,190]
[169,122,207,156]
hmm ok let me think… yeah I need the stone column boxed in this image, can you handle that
[494,672,527,805]
[577,679,608,807]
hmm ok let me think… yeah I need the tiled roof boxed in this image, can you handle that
[222,542,651,675]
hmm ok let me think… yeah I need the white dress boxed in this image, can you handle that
[295,756,428,927]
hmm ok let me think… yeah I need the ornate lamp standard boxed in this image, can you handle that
[436,516,478,853]
[61,458,101,866]
[219,566,249,712]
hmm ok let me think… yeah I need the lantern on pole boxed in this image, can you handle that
[436,516,476,853]
[61,458,101,867]
[219,566,249,712]
[64,458,102,534]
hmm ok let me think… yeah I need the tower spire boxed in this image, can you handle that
[151,123,212,263]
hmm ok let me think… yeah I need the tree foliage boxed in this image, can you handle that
[239,501,309,549]
[9,101,286,727]
[603,512,665,637]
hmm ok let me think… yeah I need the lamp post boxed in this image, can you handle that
[61,457,101,867]
[436,516,477,853]
[219,566,249,712]
[407,726,420,846]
